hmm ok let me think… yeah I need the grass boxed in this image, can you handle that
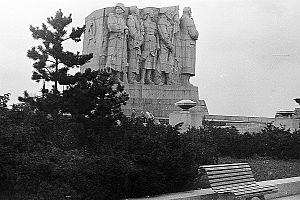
[218,156,300,181]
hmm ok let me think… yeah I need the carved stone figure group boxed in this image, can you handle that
[104,3,199,86]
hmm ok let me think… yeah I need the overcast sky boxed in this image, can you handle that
[1,0,300,118]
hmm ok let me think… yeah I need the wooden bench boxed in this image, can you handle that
[199,163,278,200]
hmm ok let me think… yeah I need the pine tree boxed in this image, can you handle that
[0,93,10,108]
[61,69,129,128]
[27,9,92,93]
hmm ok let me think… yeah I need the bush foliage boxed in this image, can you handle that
[2,70,300,199]
[200,124,300,160]
[2,96,300,199]
[0,108,217,199]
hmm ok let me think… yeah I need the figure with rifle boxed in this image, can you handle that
[105,3,129,83]
[127,6,143,84]
[157,7,176,85]
[140,8,159,84]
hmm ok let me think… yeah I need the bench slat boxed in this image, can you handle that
[206,168,251,174]
[209,174,255,184]
[205,167,253,176]
[215,184,276,194]
[201,163,249,168]
[213,182,257,191]
[203,165,251,172]
[208,170,254,180]
[210,177,256,187]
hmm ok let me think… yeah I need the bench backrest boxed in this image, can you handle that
[200,163,256,191]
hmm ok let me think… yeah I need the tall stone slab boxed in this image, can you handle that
[81,7,117,72]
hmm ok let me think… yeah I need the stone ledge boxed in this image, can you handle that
[127,177,300,200]
[126,188,216,200]
[259,177,300,199]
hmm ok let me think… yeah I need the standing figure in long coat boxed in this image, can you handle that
[157,8,175,85]
[180,7,199,85]
[127,6,143,84]
[140,9,158,84]
[105,3,128,83]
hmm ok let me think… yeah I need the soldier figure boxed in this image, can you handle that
[140,9,159,84]
[157,8,176,85]
[105,3,128,83]
[127,6,143,84]
[180,7,199,85]
[87,20,96,46]
[171,10,182,85]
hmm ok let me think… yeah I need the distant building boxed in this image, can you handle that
[201,100,300,133]
[170,98,300,133]
[203,114,274,133]
[273,108,300,132]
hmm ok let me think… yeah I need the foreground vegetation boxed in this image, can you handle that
[2,93,300,199]
[0,67,220,199]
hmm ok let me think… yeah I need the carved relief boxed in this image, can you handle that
[157,7,176,85]
[127,6,143,84]
[82,4,198,86]
[87,19,96,45]
[171,8,182,85]
[179,7,199,85]
[105,3,128,83]
[140,8,159,84]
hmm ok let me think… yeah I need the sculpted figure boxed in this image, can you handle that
[127,6,143,84]
[87,19,96,46]
[180,7,199,85]
[172,10,182,85]
[157,8,176,85]
[140,9,159,84]
[105,3,128,83]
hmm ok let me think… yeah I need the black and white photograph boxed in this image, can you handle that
[1,0,300,199]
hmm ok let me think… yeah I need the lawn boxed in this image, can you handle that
[218,156,300,181]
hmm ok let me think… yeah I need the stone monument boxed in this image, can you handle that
[81,3,208,121]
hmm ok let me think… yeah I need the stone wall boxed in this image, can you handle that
[122,84,208,119]
[204,114,275,133]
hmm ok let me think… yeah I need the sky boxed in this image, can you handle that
[1,0,300,118]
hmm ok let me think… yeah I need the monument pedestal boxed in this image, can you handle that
[169,110,205,131]
[122,84,208,122]
[80,5,207,125]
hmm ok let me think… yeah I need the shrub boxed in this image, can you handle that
[83,118,218,198]
[201,123,300,160]
[255,124,299,159]
[0,108,217,199]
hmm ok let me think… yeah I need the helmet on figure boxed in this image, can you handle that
[115,3,125,12]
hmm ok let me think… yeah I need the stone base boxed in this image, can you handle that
[122,84,209,121]
[169,110,205,131]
